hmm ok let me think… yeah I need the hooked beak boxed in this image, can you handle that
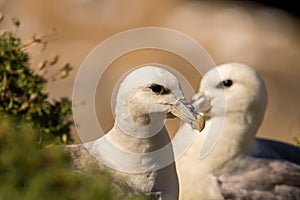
[169,98,205,132]
[191,92,211,116]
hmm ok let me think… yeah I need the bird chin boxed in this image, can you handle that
[197,99,212,120]
[197,97,212,113]
[199,105,212,120]
[201,112,211,121]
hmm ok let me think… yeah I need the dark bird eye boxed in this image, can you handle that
[217,79,233,89]
[149,84,166,94]
[222,79,233,87]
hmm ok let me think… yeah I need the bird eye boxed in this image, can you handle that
[222,79,233,87]
[217,79,233,88]
[149,84,166,94]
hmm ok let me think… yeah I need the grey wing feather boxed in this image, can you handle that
[217,157,300,200]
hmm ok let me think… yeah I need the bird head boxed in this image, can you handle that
[194,63,267,133]
[115,66,205,137]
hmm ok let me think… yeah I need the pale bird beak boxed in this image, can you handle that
[191,92,211,115]
[170,98,205,132]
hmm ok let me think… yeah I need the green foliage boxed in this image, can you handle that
[0,14,147,200]
[0,116,138,200]
[0,29,72,145]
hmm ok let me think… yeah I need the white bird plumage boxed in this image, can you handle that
[175,63,300,200]
[68,66,204,199]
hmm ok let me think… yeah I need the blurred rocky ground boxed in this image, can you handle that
[1,0,299,144]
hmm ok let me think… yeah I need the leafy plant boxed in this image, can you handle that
[0,13,73,145]
[0,116,145,200]
[0,13,146,199]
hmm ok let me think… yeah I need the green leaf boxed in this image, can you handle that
[0,31,73,145]
[8,99,13,109]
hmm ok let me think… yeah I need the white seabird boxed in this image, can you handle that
[175,63,300,200]
[68,66,205,200]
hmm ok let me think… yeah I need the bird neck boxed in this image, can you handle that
[108,123,171,153]
[201,113,259,172]
[224,110,261,149]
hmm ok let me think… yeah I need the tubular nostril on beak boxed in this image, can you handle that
[178,98,195,110]
[187,104,194,110]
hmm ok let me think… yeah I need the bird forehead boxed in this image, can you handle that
[201,68,224,87]
[121,66,181,93]
[203,63,260,88]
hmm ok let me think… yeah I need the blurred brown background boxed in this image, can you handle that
[1,0,299,144]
